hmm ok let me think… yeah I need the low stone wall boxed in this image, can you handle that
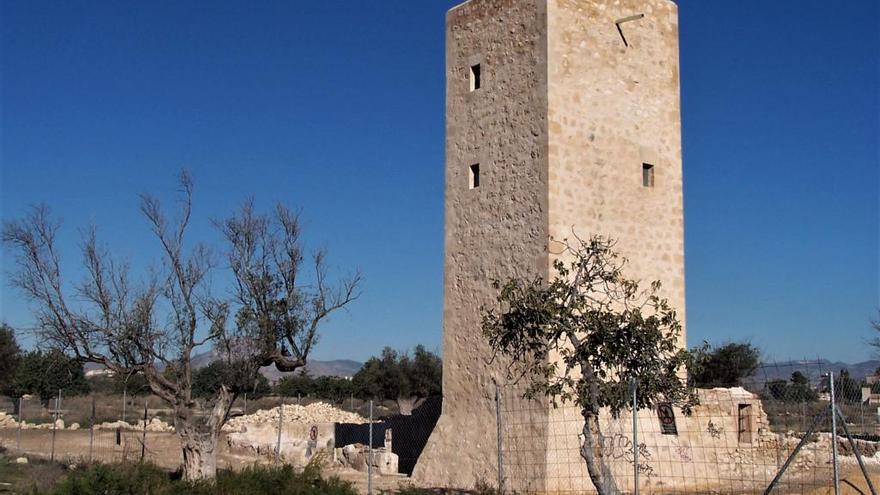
[226,421,335,467]
[503,387,847,494]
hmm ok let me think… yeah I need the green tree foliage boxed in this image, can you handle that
[312,376,353,401]
[482,235,694,495]
[192,361,271,399]
[351,345,442,401]
[7,350,89,404]
[832,369,862,403]
[689,341,761,388]
[275,373,316,397]
[274,373,353,401]
[0,323,21,394]
[765,371,818,402]
[353,347,408,400]
[408,345,442,398]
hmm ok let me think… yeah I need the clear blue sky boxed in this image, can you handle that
[1,1,877,364]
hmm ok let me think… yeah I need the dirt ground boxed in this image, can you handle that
[794,465,880,495]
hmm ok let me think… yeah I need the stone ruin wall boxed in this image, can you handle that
[509,388,835,494]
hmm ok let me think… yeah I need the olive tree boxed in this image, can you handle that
[482,235,695,495]
[2,172,359,480]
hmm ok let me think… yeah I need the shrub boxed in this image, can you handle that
[203,463,356,495]
[46,461,357,495]
[49,462,172,495]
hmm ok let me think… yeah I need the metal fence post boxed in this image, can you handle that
[122,387,127,424]
[830,372,840,495]
[368,399,373,495]
[89,395,96,463]
[50,389,61,462]
[632,378,639,495]
[243,392,248,415]
[140,399,148,463]
[495,385,505,494]
[16,397,23,453]
[275,397,284,465]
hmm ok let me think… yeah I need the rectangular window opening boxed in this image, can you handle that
[642,163,655,188]
[470,64,481,91]
[737,404,753,444]
[469,164,480,189]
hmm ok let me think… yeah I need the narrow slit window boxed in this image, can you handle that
[737,404,753,444]
[642,163,655,187]
[470,64,481,91]
[469,164,480,189]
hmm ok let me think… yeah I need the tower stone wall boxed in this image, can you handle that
[413,0,685,490]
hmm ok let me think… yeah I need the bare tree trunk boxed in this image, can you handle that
[580,410,619,495]
[179,428,218,480]
[174,413,220,481]
[173,389,233,481]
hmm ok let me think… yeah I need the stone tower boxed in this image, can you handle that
[413,0,684,490]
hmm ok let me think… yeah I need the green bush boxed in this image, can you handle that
[46,462,357,495]
[48,463,172,495]
[205,463,356,495]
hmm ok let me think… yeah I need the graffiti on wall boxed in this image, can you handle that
[707,420,723,439]
[675,445,692,462]
[599,433,654,477]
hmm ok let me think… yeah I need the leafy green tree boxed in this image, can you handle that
[352,345,441,414]
[408,345,442,398]
[689,342,761,388]
[832,369,861,403]
[193,361,270,399]
[312,376,353,401]
[276,373,316,397]
[7,350,89,405]
[482,235,695,495]
[788,371,818,402]
[275,373,354,401]
[764,372,818,403]
[353,347,406,401]
[765,379,789,401]
[0,323,21,395]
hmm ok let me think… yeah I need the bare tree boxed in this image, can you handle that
[869,311,880,356]
[2,171,360,480]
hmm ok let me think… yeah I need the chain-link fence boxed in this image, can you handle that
[5,362,878,494]
[496,361,880,494]
[0,392,180,468]
[0,391,442,493]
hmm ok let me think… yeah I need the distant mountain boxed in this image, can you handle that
[188,350,361,381]
[260,359,362,382]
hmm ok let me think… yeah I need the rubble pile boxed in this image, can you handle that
[135,418,175,432]
[224,402,366,432]
[0,412,18,428]
[94,418,174,432]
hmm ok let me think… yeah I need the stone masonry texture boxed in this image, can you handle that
[412,0,686,490]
